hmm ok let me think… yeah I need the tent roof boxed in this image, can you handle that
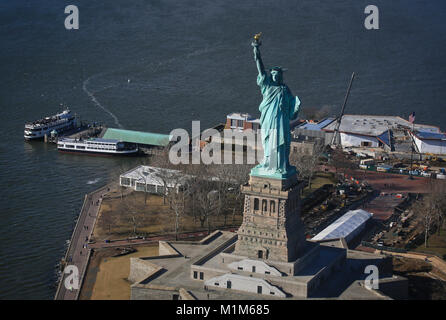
[311,209,372,241]
[103,128,171,146]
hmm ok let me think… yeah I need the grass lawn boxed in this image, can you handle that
[302,172,337,198]
[413,226,446,259]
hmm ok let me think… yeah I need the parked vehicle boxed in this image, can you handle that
[360,158,375,166]
[393,162,405,168]
[377,164,393,172]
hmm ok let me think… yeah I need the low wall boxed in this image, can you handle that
[159,241,181,256]
[128,258,161,283]
[199,230,223,244]
[179,288,197,300]
[131,286,178,300]
[268,277,307,297]
[193,235,237,266]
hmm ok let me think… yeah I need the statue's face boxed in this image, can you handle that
[271,70,283,84]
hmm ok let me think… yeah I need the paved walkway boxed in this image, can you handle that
[54,185,110,300]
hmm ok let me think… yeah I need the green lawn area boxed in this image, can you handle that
[413,226,446,259]
[302,172,337,198]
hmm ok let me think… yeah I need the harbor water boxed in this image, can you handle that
[0,0,445,299]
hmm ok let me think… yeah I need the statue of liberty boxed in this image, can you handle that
[250,33,302,179]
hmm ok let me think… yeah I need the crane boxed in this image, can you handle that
[330,72,356,147]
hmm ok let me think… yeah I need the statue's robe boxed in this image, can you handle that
[257,73,301,174]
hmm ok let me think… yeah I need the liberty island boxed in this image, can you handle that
[121,34,406,300]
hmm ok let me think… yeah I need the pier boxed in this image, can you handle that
[44,123,105,144]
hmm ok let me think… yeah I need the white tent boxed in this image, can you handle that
[119,165,187,194]
[311,209,372,243]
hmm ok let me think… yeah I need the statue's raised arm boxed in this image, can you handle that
[252,33,265,76]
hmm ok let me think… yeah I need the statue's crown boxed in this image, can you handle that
[270,66,287,73]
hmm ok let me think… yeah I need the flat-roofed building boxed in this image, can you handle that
[225,113,260,133]
[410,130,446,155]
[210,113,263,152]
[102,128,172,149]
[322,115,441,152]
[293,118,335,146]
[311,209,373,243]
[290,118,334,155]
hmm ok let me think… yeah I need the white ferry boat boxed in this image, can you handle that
[24,109,76,140]
[57,138,139,156]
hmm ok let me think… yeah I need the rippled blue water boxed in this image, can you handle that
[0,0,445,299]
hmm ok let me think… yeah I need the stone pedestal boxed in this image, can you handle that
[234,173,306,262]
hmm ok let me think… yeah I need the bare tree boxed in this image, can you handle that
[211,165,232,226]
[121,193,145,237]
[209,163,250,226]
[222,163,251,224]
[427,180,446,236]
[330,147,355,179]
[99,209,115,237]
[149,147,176,204]
[413,190,443,248]
[181,164,220,234]
[165,171,187,240]
[290,142,324,189]
[422,197,436,248]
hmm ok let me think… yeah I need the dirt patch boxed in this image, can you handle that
[79,244,158,300]
[393,256,432,274]
[392,256,446,300]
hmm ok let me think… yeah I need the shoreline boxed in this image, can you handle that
[54,184,111,300]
